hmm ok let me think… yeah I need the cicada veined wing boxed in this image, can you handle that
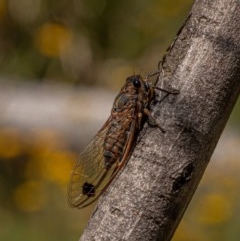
[68,117,110,208]
[68,114,137,209]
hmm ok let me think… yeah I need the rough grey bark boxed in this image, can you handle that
[80,0,240,240]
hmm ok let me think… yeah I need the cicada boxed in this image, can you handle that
[68,74,178,209]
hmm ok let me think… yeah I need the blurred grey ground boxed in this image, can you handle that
[0,80,115,146]
[0,79,239,162]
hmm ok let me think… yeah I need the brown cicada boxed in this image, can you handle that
[68,74,178,209]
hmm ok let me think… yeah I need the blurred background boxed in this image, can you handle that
[0,0,239,240]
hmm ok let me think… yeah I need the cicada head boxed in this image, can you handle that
[124,75,153,95]
[123,75,142,94]
[120,75,155,108]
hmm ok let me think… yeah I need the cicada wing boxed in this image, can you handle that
[68,111,139,209]
[68,117,117,208]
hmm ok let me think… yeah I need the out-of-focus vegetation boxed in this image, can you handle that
[0,0,193,87]
[0,0,239,241]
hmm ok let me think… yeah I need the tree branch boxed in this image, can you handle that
[79,0,240,240]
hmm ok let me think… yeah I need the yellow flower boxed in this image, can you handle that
[35,22,72,57]
[197,193,232,225]
[13,181,46,212]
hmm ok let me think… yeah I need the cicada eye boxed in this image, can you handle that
[132,77,141,88]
